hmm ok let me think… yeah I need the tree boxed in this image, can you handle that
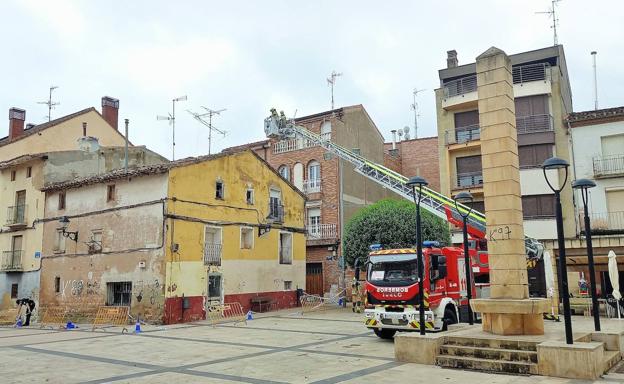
[343,199,451,267]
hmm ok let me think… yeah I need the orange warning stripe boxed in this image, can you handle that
[370,249,416,255]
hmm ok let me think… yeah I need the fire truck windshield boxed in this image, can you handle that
[368,259,418,286]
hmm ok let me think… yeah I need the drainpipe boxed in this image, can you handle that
[339,158,346,307]
[124,119,129,171]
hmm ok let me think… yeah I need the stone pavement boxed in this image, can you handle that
[1,308,623,383]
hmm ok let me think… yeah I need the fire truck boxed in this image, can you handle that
[362,242,474,338]
[264,110,545,336]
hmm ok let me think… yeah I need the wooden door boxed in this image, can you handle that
[306,263,324,296]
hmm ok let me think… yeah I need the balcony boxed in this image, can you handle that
[6,205,27,227]
[444,75,477,98]
[268,203,285,223]
[455,172,483,190]
[445,125,480,145]
[1,250,23,272]
[581,211,624,235]
[307,224,337,240]
[303,179,321,194]
[593,154,624,178]
[516,114,553,134]
[512,63,550,85]
[203,244,222,266]
[273,138,317,154]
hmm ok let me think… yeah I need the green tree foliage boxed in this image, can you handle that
[343,199,451,267]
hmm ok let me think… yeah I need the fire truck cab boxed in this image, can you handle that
[363,242,476,339]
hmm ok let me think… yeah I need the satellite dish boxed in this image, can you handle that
[404,133,411,140]
[403,126,410,134]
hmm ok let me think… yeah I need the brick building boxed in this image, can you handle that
[224,105,393,296]
[383,136,441,192]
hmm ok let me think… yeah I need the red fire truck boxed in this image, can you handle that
[363,241,481,339]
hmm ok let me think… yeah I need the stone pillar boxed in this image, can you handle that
[470,47,549,335]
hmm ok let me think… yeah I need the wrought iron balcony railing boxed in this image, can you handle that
[593,154,624,178]
[1,250,23,271]
[516,114,553,134]
[203,244,222,266]
[306,224,337,240]
[6,205,27,226]
[446,124,480,145]
[580,211,624,235]
[456,172,483,189]
[303,179,322,194]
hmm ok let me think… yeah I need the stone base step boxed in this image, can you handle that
[436,355,538,375]
[444,336,538,352]
[604,350,622,373]
[439,344,537,363]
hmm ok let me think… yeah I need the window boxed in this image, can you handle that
[284,281,292,290]
[26,167,32,178]
[54,229,66,253]
[279,232,293,264]
[307,207,321,237]
[515,95,548,117]
[321,121,332,141]
[208,274,222,299]
[107,184,116,202]
[58,191,66,210]
[278,165,290,181]
[215,180,224,199]
[522,194,555,219]
[106,282,132,306]
[468,201,485,214]
[11,284,18,299]
[240,227,254,249]
[10,170,16,181]
[269,189,283,222]
[89,230,103,253]
[456,155,483,187]
[308,161,321,181]
[204,226,222,265]
[246,188,254,205]
[54,277,61,294]
[519,144,552,168]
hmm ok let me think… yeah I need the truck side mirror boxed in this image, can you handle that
[437,255,447,279]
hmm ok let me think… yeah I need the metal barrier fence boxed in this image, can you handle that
[0,308,18,325]
[39,307,67,329]
[92,306,130,332]
[298,289,346,315]
[207,302,247,327]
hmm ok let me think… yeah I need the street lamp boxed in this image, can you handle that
[542,156,573,344]
[572,178,600,331]
[59,216,78,242]
[407,175,428,336]
[454,191,474,325]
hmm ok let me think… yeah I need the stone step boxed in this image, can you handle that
[436,355,538,375]
[604,350,622,373]
[444,336,538,352]
[439,344,537,363]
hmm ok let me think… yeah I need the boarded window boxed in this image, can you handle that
[240,227,254,249]
[58,191,66,210]
[519,144,552,168]
[515,95,548,117]
[107,185,116,202]
[11,284,18,298]
[215,180,224,199]
[279,232,293,264]
[522,195,555,219]
[106,282,132,306]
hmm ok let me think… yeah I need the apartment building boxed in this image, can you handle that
[39,150,306,323]
[225,105,391,296]
[0,97,135,310]
[565,106,624,295]
[435,45,574,243]
[383,136,441,192]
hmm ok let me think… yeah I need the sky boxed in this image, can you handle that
[1,0,623,160]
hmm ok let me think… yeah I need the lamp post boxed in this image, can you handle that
[59,216,78,242]
[542,157,573,344]
[572,178,600,331]
[407,175,428,336]
[454,191,474,325]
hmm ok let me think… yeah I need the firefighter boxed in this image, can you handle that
[351,259,363,313]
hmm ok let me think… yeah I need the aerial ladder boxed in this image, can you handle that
[264,109,544,260]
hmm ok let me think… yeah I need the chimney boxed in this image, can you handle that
[447,50,458,68]
[101,96,119,130]
[8,108,26,141]
[390,129,397,150]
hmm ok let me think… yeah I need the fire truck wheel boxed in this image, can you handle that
[373,328,396,339]
[442,306,458,331]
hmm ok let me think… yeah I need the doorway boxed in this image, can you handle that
[306,263,324,296]
[207,273,223,306]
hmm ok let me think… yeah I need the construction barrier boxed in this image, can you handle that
[0,308,18,326]
[91,306,130,332]
[207,302,247,327]
[298,288,347,315]
[39,307,68,329]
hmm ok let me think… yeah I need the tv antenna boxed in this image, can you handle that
[157,95,187,160]
[187,107,227,155]
[37,86,60,122]
[327,70,343,110]
[536,0,562,46]
[411,88,426,139]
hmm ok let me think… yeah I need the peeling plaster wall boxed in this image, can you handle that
[39,173,167,322]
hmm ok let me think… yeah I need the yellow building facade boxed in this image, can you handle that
[164,150,306,323]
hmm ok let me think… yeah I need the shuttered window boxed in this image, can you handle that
[515,95,548,117]
[522,194,555,219]
[519,144,552,168]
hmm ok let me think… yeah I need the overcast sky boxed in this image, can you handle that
[1,1,622,160]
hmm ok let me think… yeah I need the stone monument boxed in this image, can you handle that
[469,47,549,335]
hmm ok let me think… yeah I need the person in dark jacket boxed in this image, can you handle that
[16,298,36,326]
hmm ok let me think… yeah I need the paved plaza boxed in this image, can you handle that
[1,308,624,383]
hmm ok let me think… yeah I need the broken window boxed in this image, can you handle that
[208,274,222,300]
[54,229,66,253]
[240,227,254,249]
[204,226,222,265]
[58,191,66,210]
[89,230,103,254]
[216,180,224,199]
[246,188,254,205]
[106,282,132,306]
[54,277,61,294]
